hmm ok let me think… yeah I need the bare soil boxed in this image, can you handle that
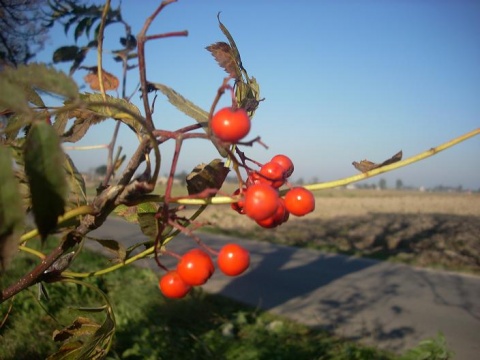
[198,190,480,274]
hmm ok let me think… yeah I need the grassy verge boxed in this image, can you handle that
[0,246,451,360]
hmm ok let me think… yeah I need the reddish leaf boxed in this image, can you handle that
[83,67,119,91]
[206,42,240,79]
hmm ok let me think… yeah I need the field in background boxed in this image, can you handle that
[198,188,480,274]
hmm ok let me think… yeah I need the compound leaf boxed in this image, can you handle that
[24,122,67,239]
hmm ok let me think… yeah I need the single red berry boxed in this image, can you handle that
[177,249,215,286]
[271,154,294,178]
[217,243,250,276]
[284,187,315,216]
[159,270,191,299]
[244,183,280,221]
[258,161,286,188]
[211,107,251,143]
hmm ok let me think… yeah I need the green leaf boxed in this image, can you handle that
[53,46,81,63]
[151,83,228,157]
[0,145,24,270]
[138,212,158,239]
[64,154,87,211]
[24,122,67,239]
[78,93,145,135]
[4,63,79,101]
[4,114,27,141]
[93,238,126,263]
[186,159,230,195]
[74,17,92,42]
[0,76,32,115]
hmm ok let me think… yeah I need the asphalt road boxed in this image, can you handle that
[90,218,480,360]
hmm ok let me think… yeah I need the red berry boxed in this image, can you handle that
[231,187,247,214]
[271,154,294,178]
[211,107,251,143]
[244,183,280,221]
[159,271,191,299]
[176,249,215,286]
[284,187,315,216]
[258,161,286,188]
[217,243,250,276]
[256,198,289,228]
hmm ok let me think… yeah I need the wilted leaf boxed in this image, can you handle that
[207,14,262,117]
[186,159,229,195]
[353,151,403,173]
[216,13,244,74]
[83,67,119,91]
[24,122,67,239]
[61,111,103,143]
[0,145,24,270]
[235,78,261,115]
[49,299,115,359]
[151,83,228,157]
[206,42,240,79]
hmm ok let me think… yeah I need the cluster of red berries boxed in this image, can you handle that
[159,243,250,299]
[232,154,315,228]
[159,107,315,299]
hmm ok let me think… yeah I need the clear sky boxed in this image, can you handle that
[37,0,480,190]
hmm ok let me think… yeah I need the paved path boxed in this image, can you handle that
[90,218,480,360]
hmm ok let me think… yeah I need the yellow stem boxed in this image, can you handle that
[18,246,46,259]
[20,205,95,243]
[63,243,157,278]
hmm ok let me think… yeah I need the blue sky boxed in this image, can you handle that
[37,0,480,189]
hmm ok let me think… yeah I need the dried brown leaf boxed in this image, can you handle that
[206,42,240,79]
[84,68,119,91]
[353,151,403,173]
[186,159,229,195]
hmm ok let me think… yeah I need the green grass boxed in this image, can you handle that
[1,245,452,360]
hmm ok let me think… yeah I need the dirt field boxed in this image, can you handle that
[198,189,480,274]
